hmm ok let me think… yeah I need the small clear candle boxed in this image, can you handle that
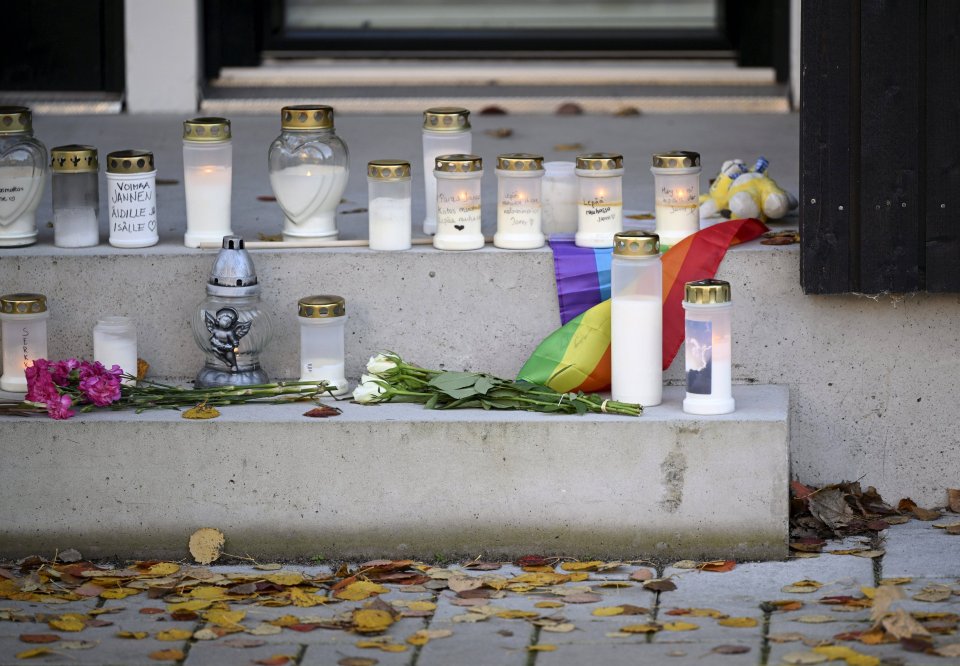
[0,106,47,247]
[367,159,412,251]
[107,150,158,248]
[494,153,544,250]
[541,161,578,235]
[610,232,662,407]
[183,117,233,248]
[652,151,701,250]
[51,144,100,248]
[433,154,484,251]
[93,316,138,386]
[422,107,471,235]
[682,279,734,415]
[0,293,49,393]
[298,295,348,395]
[575,153,623,248]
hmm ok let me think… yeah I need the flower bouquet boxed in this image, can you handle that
[0,358,331,419]
[353,353,641,417]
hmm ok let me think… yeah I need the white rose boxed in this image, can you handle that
[352,379,385,404]
[366,354,397,375]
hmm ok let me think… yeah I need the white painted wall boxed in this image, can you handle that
[791,0,801,108]
[124,0,200,113]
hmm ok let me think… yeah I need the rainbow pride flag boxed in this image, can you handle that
[518,218,768,393]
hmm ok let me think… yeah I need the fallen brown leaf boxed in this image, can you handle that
[713,645,750,654]
[948,488,960,513]
[483,128,513,139]
[303,405,341,418]
[18,634,60,643]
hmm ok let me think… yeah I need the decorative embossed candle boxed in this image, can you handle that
[433,154,484,251]
[494,153,544,250]
[683,279,734,415]
[652,151,701,250]
[107,150,158,248]
[0,293,49,393]
[183,117,233,248]
[610,231,662,407]
[367,159,412,251]
[422,107,471,235]
[0,106,46,247]
[269,105,349,242]
[50,144,99,248]
[575,153,623,248]
[298,295,348,395]
[93,316,138,386]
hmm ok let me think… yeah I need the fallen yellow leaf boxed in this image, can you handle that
[100,587,141,600]
[534,601,564,609]
[511,572,570,586]
[116,631,148,639]
[189,586,231,600]
[15,647,54,659]
[264,572,305,587]
[335,580,388,601]
[143,562,181,577]
[188,527,225,565]
[495,610,540,619]
[182,403,220,419]
[560,561,604,572]
[592,606,625,617]
[204,609,246,628]
[289,587,327,607]
[149,648,185,661]
[717,617,758,628]
[355,641,407,652]
[407,601,436,612]
[166,599,212,613]
[267,614,300,627]
[353,609,395,634]
[662,621,699,631]
[689,608,726,618]
[621,624,660,634]
[812,645,880,666]
[156,629,193,641]
[49,617,84,632]
[527,644,557,652]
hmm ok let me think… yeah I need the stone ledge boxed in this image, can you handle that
[0,384,789,561]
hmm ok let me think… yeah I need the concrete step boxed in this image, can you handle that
[0,384,789,561]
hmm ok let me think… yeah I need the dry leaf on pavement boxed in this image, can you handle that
[182,403,220,420]
[188,527,225,565]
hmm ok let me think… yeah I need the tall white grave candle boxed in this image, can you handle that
[183,117,233,248]
[610,231,662,406]
[298,295,348,395]
[367,160,412,251]
[0,293,49,393]
[575,153,623,248]
[683,279,735,415]
[652,151,701,250]
[107,150,158,248]
[422,107,471,235]
[93,316,138,386]
[494,153,544,249]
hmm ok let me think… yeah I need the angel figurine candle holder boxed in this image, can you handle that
[192,236,273,387]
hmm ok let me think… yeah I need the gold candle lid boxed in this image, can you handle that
[576,153,624,170]
[423,107,471,131]
[51,145,99,173]
[0,293,47,314]
[281,105,334,130]
[613,231,660,257]
[106,150,155,174]
[367,160,411,180]
[435,154,482,173]
[684,279,731,304]
[652,151,701,168]
[183,117,232,142]
[0,106,31,134]
[298,295,346,318]
[496,153,544,171]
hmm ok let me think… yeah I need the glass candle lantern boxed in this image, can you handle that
[192,236,274,388]
[610,231,662,407]
[422,107,471,236]
[0,293,49,393]
[433,154,484,251]
[93,316,137,386]
[268,105,349,242]
[298,295,348,395]
[575,153,623,248]
[541,161,578,235]
[0,106,46,247]
[494,153,544,250]
[51,144,99,248]
[682,279,734,415]
[106,150,158,248]
[652,151,701,250]
[367,159,412,251]
[183,117,233,248]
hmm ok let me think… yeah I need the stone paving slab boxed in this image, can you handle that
[881,520,960,578]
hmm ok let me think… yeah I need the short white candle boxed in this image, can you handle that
[369,197,412,250]
[541,161,578,235]
[575,153,624,248]
[652,151,701,249]
[434,155,484,251]
[298,296,349,395]
[494,154,544,250]
[54,208,99,247]
[93,316,138,386]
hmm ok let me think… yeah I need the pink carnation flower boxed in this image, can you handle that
[25,360,60,404]
[50,358,80,385]
[46,394,75,420]
[78,361,122,407]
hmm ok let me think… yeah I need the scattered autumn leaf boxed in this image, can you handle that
[303,405,341,418]
[781,652,829,664]
[156,629,193,641]
[48,616,84,632]
[149,649,186,661]
[527,644,557,652]
[355,640,407,652]
[629,568,654,581]
[620,623,660,634]
[812,645,880,666]
[116,631,148,639]
[699,560,736,572]
[662,621,698,631]
[592,606,625,617]
[782,580,822,594]
[253,656,295,665]
[712,645,750,654]
[182,402,220,419]
[353,609,395,634]
[718,616,758,628]
[483,128,513,138]
[188,527,225,564]
[643,579,677,592]
[336,580,389,601]
[15,648,55,659]
[19,634,59,643]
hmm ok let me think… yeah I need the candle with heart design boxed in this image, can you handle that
[433,154,484,251]
[0,106,47,247]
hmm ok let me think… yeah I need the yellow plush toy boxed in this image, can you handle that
[699,157,798,222]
